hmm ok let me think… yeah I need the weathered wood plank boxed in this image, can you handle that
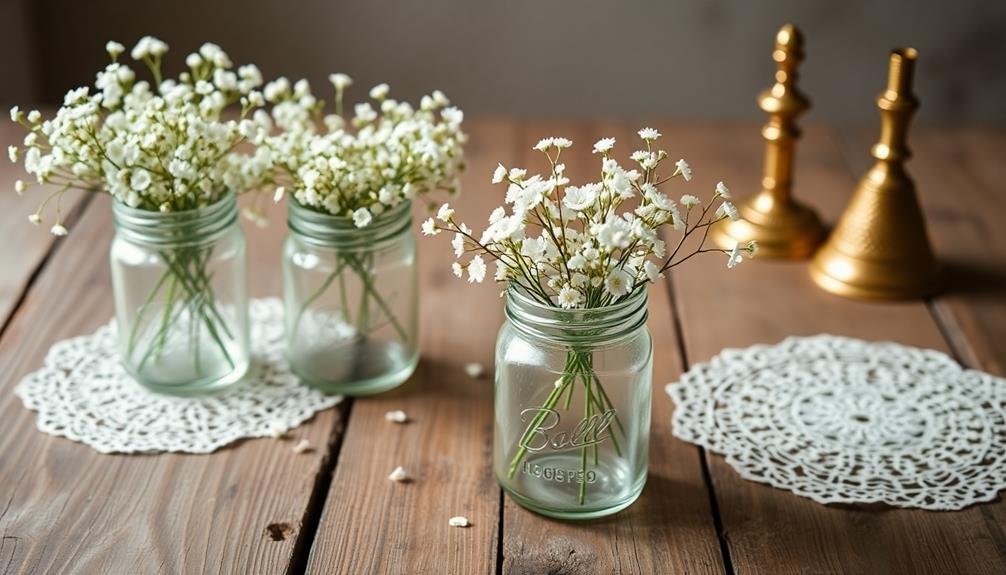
[0,194,344,574]
[664,123,1006,574]
[499,121,726,575]
[0,120,88,328]
[304,119,515,574]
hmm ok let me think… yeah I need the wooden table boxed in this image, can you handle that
[1,119,1004,574]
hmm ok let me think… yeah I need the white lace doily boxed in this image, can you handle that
[16,298,342,454]
[667,335,1006,510]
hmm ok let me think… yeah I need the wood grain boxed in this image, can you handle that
[663,123,1006,574]
[0,194,344,574]
[304,119,516,574]
[499,121,726,575]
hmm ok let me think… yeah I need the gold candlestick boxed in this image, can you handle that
[711,24,825,259]
[809,48,941,300]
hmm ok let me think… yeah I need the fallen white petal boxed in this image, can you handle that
[388,466,410,482]
[385,409,409,423]
[292,439,311,453]
[464,363,485,379]
[448,516,470,528]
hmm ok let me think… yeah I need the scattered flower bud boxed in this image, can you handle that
[28,213,41,225]
[388,466,410,482]
[448,516,471,528]
[384,409,409,423]
[50,224,68,236]
[105,41,125,59]
[292,439,312,453]
[464,363,485,379]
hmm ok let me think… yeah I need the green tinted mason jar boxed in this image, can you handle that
[110,192,250,394]
[283,199,419,394]
[494,286,652,519]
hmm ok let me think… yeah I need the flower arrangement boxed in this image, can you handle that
[257,74,466,225]
[8,36,270,383]
[262,75,466,368]
[424,129,754,503]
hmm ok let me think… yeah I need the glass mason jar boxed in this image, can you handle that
[110,192,250,394]
[283,199,419,395]
[494,286,653,519]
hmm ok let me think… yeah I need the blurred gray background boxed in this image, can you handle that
[3,0,1004,124]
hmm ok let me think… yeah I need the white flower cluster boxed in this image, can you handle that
[9,36,272,233]
[261,75,466,227]
[425,129,756,309]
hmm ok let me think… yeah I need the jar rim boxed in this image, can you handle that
[112,191,238,246]
[287,199,413,248]
[505,283,649,345]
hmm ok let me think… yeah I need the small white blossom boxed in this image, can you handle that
[273,186,286,203]
[675,159,692,181]
[533,138,554,151]
[14,180,27,194]
[105,41,124,59]
[680,194,700,208]
[593,138,616,154]
[7,145,17,163]
[437,203,455,222]
[717,201,740,222]
[644,260,663,282]
[604,268,632,298]
[329,73,352,91]
[50,224,68,236]
[26,110,40,123]
[557,285,582,308]
[369,83,390,100]
[715,181,730,198]
[727,242,745,269]
[352,208,373,228]
[467,255,487,283]
[452,262,464,278]
[421,217,439,236]
[492,163,507,184]
[638,127,661,141]
[9,106,20,122]
[552,137,572,149]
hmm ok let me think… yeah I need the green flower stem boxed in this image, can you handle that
[506,347,626,506]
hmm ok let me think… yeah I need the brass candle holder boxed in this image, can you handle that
[809,48,941,300]
[711,24,825,259]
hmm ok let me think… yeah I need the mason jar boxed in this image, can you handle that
[110,192,250,394]
[494,286,653,519]
[283,199,418,395]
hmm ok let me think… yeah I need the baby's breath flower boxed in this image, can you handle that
[552,137,573,149]
[680,194,700,208]
[369,83,390,100]
[492,163,507,184]
[7,145,17,163]
[604,268,632,298]
[728,242,744,269]
[329,73,352,91]
[468,255,487,283]
[352,207,373,228]
[452,262,464,278]
[533,137,554,152]
[421,217,439,236]
[638,127,661,141]
[9,106,21,122]
[50,223,68,236]
[675,159,692,181]
[715,181,731,198]
[717,201,740,221]
[557,285,582,308]
[105,41,125,59]
[593,138,616,154]
[437,203,455,222]
[746,240,759,256]
[26,110,40,123]
[28,213,41,225]
[14,180,27,194]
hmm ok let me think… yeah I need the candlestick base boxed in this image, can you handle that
[711,192,824,259]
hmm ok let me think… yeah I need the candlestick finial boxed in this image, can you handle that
[809,48,940,299]
[711,24,825,259]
